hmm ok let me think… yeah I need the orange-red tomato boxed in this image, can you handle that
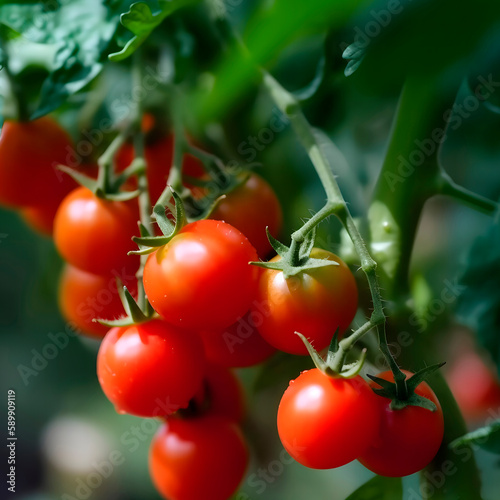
[144,220,260,330]
[211,173,283,258]
[21,203,59,236]
[97,319,205,417]
[58,265,137,338]
[150,415,248,500]
[0,117,76,208]
[278,369,380,469]
[358,370,444,477]
[54,187,139,275]
[200,312,276,368]
[253,248,358,355]
[446,351,500,423]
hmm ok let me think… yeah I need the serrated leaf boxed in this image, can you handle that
[450,421,500,454]
[345,475,402,500]
[455,216,500,376]
[109,0,195,61]
[0,0,126,117]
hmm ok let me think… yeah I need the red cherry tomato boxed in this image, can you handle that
[21,203,59,236]
[97,319,205,417]
[150,415,248,500]
[0,117,76,208]
[193,364,245,423]
[211,173,283,258]
[358,370,444,477]
[446,351,500,423]
[253,248,358,355]
[277,369,380,469]
[58,265,137,338]
[54,186,139,275]
[144,219,260,330]
[200,312,276,368]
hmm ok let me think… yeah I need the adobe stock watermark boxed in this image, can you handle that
[61,417,163,500]
[385,73,500,192]
[61,395,186,500]
[340,0,409,53]
[373,277,465,366]
[234,442,306,499]
[236,108,290,163]
[16,266,135,386]
[52,62,172,184]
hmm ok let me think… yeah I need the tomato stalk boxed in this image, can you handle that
[372,76,483,499]
[131,52,152,311]
[261,71,400,377]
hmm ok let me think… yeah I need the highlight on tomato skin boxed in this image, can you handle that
[149,415,249,500]
[58,264,138,338]
[357,370,444,478]
[143,219,260,331]
[253,248,358,355]
[96,319,206,418]
[277,369,381,470]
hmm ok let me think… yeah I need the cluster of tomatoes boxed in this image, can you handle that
[0,114,446,499]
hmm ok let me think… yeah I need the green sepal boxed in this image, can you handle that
[367,362,445,411]
[250,229,338,278]
[266,227,289,257]
[295,332,366,379]
[57,165,140,202]
[101,189,141,202]
[96,280,154,327]
[131,189,187,253]
[57,165,98,192]
[325,327,340,365]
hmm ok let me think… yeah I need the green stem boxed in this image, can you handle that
[371,76,482,499]
[438,171,498,215]
[131,52,152,311]
[262,71,395,371]
[0,37,29,121]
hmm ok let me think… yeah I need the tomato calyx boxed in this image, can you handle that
[96,278,156,328]
[57,134,142,202]
[367,362,446,411]
[251,228,338,278]
[296,329,367,379]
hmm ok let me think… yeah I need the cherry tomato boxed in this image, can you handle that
[144,219,260,330]
[58,265,137,338]
[446,351,500,423]
[277,369,380,469]
[150,415,248,500]
[253,248,358,355]
[193,364,245,423]
[0,117,76,208]
[200,312,276,368]
[21,203,59,236]
[211,173,283,258]
[97,319,205,417]
[54,186,139,275]
[358,370,444,477]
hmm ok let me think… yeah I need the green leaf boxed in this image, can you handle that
[345,475,402,500]
[450,421,500,455]
[455,215,500,376]
[0,0,126,117]
[109,0,195,61]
